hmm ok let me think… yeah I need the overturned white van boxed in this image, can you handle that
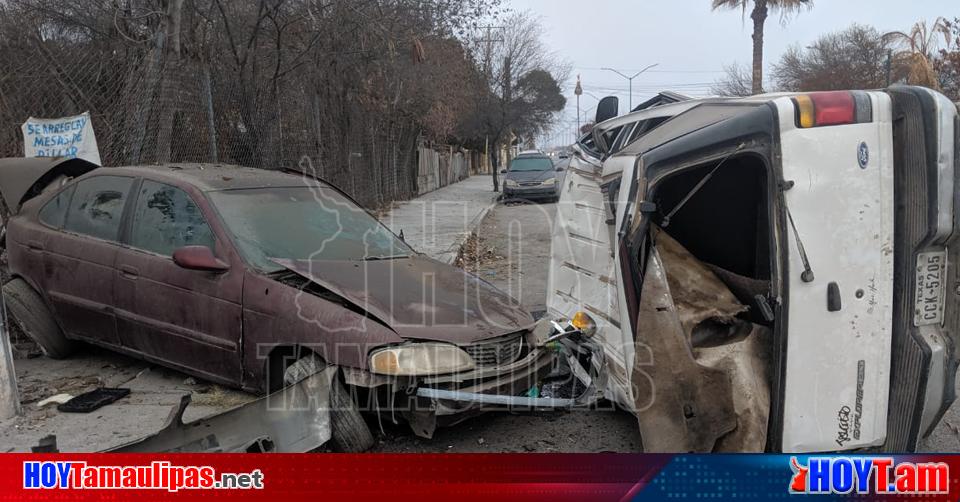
[549,86,959,453]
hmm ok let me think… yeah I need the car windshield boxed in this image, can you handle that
[508,157,553,172]
[208,186,411,272]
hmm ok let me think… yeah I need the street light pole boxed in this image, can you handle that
[574,74,583,134]
[600,63,659,111]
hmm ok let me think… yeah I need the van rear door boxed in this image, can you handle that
[774,91,896,452]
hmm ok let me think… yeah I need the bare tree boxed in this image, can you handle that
[936,18,960,101]
[712,62,753,96]
[460,10,568,190]
[0,0,510,207]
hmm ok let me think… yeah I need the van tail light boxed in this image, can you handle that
[793,91,873,128]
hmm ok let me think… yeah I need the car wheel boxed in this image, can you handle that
[284,354,374,452]
[2,278,75,359]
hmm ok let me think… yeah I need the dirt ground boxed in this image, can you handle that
[1,347,253,452]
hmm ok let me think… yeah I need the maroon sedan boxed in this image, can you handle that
[0,159,557,451]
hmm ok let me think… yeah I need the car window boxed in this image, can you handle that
[508,157,553,172]
[209,186,411,271]
[63,176,134,242]
[130,180,216,256]
[39,184,76,229]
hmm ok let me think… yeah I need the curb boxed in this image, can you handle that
[440,192,499,265]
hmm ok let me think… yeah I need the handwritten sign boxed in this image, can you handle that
[21,112,101,165]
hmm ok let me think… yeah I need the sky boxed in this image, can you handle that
[506,0,956,146]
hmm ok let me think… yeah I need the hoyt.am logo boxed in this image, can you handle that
[789,457,949,495]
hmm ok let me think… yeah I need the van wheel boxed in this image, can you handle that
[2,278,75,359]
[284,354,375,452]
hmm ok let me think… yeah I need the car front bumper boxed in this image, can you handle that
[504,185,558,199]
[341,328,600,438]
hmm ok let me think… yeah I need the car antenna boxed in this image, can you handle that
[661,143,745,228]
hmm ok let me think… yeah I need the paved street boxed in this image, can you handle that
[371,199,642,453]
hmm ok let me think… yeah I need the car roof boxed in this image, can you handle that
[96,163,326,192]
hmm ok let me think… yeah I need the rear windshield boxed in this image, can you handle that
[508,157,553,172]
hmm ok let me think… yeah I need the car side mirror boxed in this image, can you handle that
[500,169,507,174]
[173,246,229,272]
[555,167,564,172]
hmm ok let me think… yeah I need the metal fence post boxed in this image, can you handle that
[202,62,219,163]
[0,295,20,420]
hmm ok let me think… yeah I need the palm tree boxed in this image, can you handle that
[884,18,951,89]
[711,0,813,94]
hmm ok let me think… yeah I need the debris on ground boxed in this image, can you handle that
[109,368,335,453]
[189,385,255,408]
[57,388,130,413]
[36,394,72,408]
[454,231,504,273]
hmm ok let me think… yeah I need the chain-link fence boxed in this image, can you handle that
[0,0,489,210]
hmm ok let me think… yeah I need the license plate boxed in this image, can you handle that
[914,251,947,326]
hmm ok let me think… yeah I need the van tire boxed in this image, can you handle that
[284,354,375,452]
[3,278,75,359]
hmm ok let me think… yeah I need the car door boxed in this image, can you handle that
[114,179,243,384]
[41,175,135,346]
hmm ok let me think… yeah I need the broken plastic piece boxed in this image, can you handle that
[108,368,335,453]
[57,388,130,413]
[36,393,73,408]
[31,435,59,453]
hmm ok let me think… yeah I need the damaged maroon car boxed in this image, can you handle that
[0,159,581,451]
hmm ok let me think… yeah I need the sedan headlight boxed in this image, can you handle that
[369,343,475,376]
[504,179,519,187]
[542,177,556,185]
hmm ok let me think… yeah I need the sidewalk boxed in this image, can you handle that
[382,176,498,264]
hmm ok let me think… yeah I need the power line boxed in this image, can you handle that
[576,67,726,74]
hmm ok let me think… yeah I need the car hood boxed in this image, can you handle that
[273,255,534,344]
[505,169,556,183]
[0,157,99,211]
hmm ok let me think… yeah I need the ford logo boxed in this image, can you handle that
[857,142,869,169]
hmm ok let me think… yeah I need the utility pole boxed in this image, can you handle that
[478,25,503,82]
[886,49,893,87]
[502,54,513,177]
[601,63,659,111]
